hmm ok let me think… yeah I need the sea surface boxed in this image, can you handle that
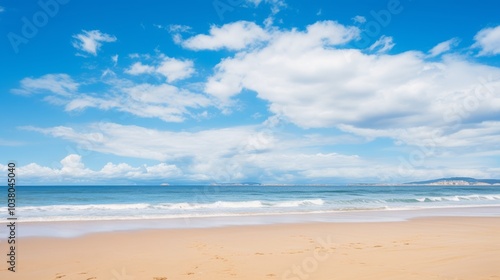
[2,185,500,223]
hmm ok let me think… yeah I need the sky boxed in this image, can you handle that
[1,0,500,185]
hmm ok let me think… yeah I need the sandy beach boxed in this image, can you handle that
[1,217,500,280]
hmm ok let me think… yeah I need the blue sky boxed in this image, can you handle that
[1,0,500,185]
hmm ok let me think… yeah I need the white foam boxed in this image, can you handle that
[414,194,500,203]
[273,199,325,207]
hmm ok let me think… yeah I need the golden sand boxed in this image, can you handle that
[1,217,500,279]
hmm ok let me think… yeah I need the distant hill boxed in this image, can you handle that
[406,177,500,186]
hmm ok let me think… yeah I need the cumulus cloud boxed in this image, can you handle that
[181,21,270,51]
[304,20,360,46]
[126,55,195,82]
[156,57,195,82]
[125,62,155,75]
[11,20,500,183]
[16,154,182,183]
[473,25,500,56]
[428,38,460,57]
[203,20,500,151]
[72,30,117,56]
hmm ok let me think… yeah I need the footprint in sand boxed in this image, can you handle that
[282,250,304,255]
[214,255,229,262]
[153,277,167,280]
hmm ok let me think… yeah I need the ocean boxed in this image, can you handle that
[2,185,500,224]
[2,185,500,237]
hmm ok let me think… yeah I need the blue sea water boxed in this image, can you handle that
[2,185,500,223]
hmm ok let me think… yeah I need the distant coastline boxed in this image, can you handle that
[207,177,500,187]
[405,177,500,186]
[349,177,500,187]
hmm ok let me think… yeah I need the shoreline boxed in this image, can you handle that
[2,205,500,238]
[1,216,500,279]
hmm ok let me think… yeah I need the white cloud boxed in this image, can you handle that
[368,35,395,53]
[23,122,380,182]
[125,55,194,82]
[202,21,500,160]
[60,154,90,176]
[337,121,500,151]
[125,62,155,75]
[14,69,210,123]
[352,15,367,24]
[0,6,5,13]
[11,21,500,183]
[66,83,211,122]
[14,48,203,123]
[145,163,181,177]
[112,54,119,66]
[428,38,459,57]
[204,22,500,135]
[204,21,359,101]
[25,123,261,162]
[100,162,140,177]
[181,21,270,51]
[165,25,192,44]
[435,121,500,148]
[168,24,191,33]
[304,21,360,46]
[72,30,117,56]
[11,74,78,96]
[17,154,182,183]
[473,25,500,56]
[260,0,287,27]
[156,57,195,82]
[22,122,500,183]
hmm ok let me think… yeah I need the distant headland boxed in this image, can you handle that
[405,177,500,186]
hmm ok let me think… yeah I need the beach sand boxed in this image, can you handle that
[1,217,500,280]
